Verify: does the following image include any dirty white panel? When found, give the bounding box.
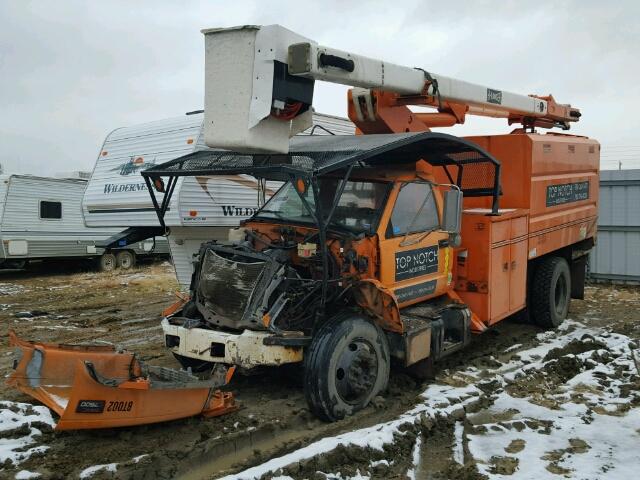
[84,112,353,229]
[0,175,130,260]
[167,226,231,290]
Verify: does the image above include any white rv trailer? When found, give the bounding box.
[83,111,354,288]
[0,174,168,270]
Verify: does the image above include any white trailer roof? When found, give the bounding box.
[83,112,354,228]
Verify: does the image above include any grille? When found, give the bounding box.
[196,249,267,328]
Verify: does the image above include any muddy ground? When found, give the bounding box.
[0,262,638,479]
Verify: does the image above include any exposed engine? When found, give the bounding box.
[188,229,346,334]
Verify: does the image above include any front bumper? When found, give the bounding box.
[161,318,303,369]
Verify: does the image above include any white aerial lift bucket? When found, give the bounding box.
[202,25,314,153]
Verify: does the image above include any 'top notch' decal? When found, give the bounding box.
[395,246,439,281]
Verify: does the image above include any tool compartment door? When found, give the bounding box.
[458,209,529,326]
[377,181,450,306]
[490,244,510,320]
[509,239,527,311]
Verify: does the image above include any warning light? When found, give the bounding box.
[153,178,165,192]
[295,178,307,195]
[186,138,194,144]
[189,210,198,217]
[101,151,108,156]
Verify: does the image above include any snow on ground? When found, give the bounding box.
[405,435,422,480]
[78,463,118,479]
[14,471,41,479]
[453,421,465,465]
[0,401,55,469]
[220,320,640,479]
[0,284,25,296]
[466,323,640,478]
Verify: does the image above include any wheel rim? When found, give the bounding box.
[554,273,568,315]
[104,257,115,270]
[334,338,379,405]
[121,255,132,268]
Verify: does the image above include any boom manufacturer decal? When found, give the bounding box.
[395,279,437,303]
[486,88,503,105]
[395,246,439,281]
[76,400,105,413]
[546,181,589,207]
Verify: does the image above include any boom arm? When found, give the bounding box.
[287,41,580,130]
[200,25,581,153]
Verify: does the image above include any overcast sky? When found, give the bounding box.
[1,0,639,175]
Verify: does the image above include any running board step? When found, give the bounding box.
[397,304,472,364]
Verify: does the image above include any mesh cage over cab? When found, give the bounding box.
[142,131,502,221]
[435,151,499,198]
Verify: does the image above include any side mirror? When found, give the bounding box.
[442,189,463,235]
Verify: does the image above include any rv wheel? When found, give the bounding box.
[531,256,571,328]
[116,250,136,270]
[304,314,390,422]
[98,253,117,272]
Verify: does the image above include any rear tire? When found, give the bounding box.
[116,250,136,270]
[531,256,571,328]
[304,314,390,422]
[98,253,116,272]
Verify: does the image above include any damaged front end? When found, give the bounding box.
[190,240,327,335]
[193,243,292,331]
[162,240,319,369]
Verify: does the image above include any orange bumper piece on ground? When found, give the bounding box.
[6,330,238,430]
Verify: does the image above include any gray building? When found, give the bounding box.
[589,169,640,283]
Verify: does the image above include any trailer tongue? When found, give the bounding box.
[6,330,237,430]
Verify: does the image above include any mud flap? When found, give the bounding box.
[6,330,238,430]
[571,255,587,300]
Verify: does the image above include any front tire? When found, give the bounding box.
[531,256,571,328]
[304,314,390,422]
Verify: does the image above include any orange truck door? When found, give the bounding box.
[377,182,451,307]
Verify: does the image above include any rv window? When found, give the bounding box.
[40,201,62,219]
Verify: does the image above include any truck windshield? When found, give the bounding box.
[254,179,390,234]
